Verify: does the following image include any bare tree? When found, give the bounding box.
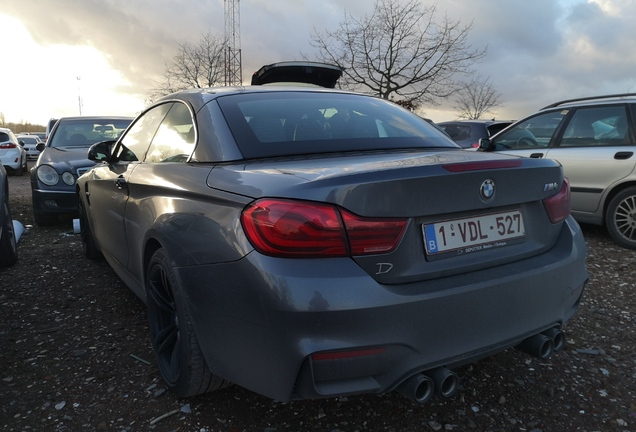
[149,31,226,102]
[453,75,503,119]
[0,112,5,127]
[309,0,486,107]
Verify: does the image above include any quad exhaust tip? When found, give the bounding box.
[398,328,566,404]
[516,327,566,359]
[397,367,459,404]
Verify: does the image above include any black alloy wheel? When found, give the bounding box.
[145,248,228,397]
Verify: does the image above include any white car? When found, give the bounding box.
[16,134,43,160]
[0,128,28,176]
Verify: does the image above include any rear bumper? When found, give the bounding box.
[176,216,588,401]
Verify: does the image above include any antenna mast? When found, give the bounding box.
[224,0,242,86]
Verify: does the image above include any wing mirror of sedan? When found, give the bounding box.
[478,138,495,152]
[36,143,46,152]
[88,140,116,163]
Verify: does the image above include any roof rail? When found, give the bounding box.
[541,93,636,110]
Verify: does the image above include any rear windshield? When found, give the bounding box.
[0,132,10,142]
[216,92,457,159]
[50,119,132,148]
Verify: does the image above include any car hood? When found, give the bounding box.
[207,149,563,218]
[38,146,94,170]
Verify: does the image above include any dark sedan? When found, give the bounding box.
[77,86,588,403]
[31,116,132,225]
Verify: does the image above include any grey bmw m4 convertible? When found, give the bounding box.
[77,85,588,403]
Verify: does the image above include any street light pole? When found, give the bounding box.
[77,76,83,115]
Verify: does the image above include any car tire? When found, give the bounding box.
[79,199,101,259]
[21,157,28,176]
[15,162,23,176]
[146,248,230,397]
[606,186,636,249]
[0,196,18,267]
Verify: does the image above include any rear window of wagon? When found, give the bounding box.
[216,92,458,159]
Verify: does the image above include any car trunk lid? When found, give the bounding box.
[207,149,568,283]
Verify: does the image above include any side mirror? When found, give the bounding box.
[19,141,25,146]
[478,138,494,152]
[88,140,116,163]
[36,143,46,152]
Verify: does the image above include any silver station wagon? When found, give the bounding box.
[479,93,636,249]
[77,86,588,403]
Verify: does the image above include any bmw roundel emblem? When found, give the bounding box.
[480,179,495,200]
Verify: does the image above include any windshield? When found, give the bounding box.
[216,92,458,159]
[49,118,132,148]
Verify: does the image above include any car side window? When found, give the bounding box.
[442,124,470,141]
[144,103,196,163]
[493,111,567,150]
[115,103,172,162]
[560,106,631,147]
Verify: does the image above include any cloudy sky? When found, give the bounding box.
[1,0,635,127]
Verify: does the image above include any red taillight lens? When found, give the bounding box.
[0,143,17,149]
[340,209,407,255]
[242,199,348,257]
[241,198,407,258]
[543,178,571,223]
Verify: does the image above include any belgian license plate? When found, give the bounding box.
[423,210,525,255]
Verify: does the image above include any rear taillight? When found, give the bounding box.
[241,198,407,258]
[543,178,571,223]
[0,143,17,149]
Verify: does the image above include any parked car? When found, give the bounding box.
[251,61,344,88]
[438,120,514,148]
[0,163,18,267]
[77,85,588,403]
[45,118,59,142]
[478,93,636,249]
[0,127,28,176]
[31,116,132,225]
[17,134,43,160]
[31,132,46,141]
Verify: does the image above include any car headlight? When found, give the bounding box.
[37,165,60,186]
[62,172,75,186]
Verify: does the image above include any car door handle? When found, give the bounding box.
[614,151,634,160]
[529,153,544,158]
[115,176,127,189]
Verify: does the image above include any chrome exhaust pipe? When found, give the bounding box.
[516,333,554,359]
[542,327,566,352]
[425,367,460,399]
[396,373,435,404]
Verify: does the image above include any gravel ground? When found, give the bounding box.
[1,162,635,432]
